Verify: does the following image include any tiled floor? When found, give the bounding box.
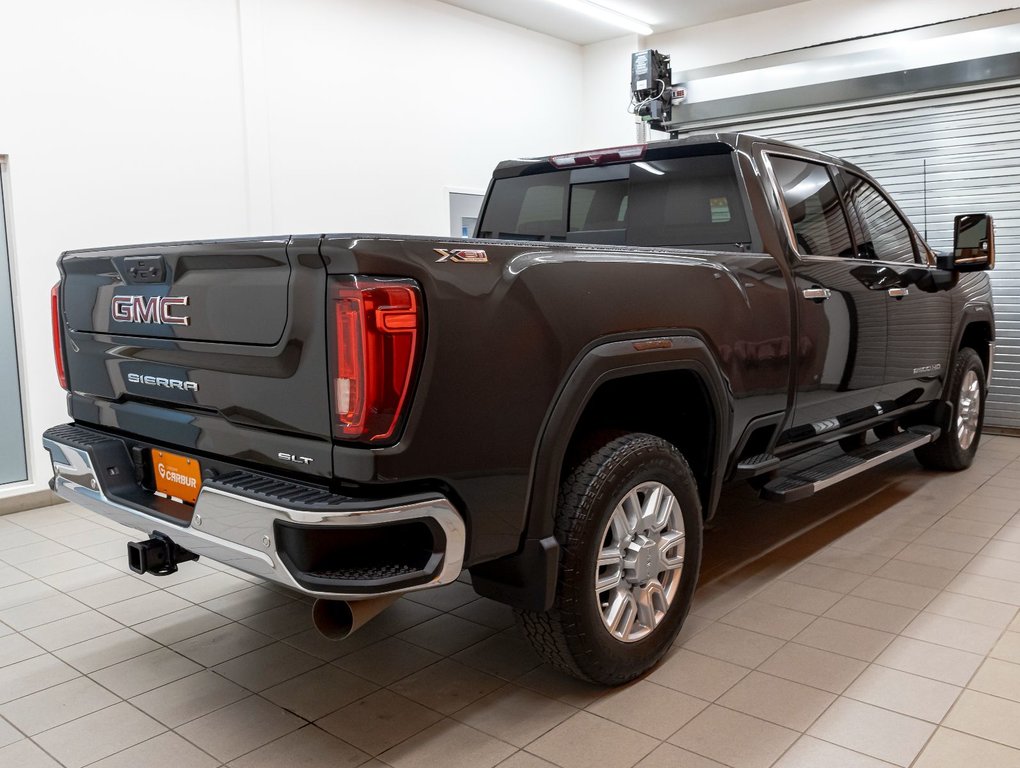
[1,436,1020,767]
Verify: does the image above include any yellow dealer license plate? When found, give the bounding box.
[151,449,202,505]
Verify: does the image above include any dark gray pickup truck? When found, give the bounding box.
[44,133,995,683]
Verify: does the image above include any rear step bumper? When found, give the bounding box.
[42,424,465,600]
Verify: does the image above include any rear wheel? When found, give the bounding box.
[515,432,703,685]
[915,347,986,471]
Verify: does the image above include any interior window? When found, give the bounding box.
[842,172,918,263]
[569,180,628,232]
[770,155,855,258]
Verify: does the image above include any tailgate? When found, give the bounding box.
[63,238,291,344]
[59,237,334,477]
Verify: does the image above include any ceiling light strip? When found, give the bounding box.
[543,0,653,36]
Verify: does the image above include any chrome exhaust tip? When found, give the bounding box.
[312,595,400,640]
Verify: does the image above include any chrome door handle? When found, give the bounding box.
[802,288,831,302]
[887,287,909,298]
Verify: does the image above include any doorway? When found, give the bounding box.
[449,191,484,238]
[0,162,27,485]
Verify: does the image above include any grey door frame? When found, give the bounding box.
[0,156,31,488]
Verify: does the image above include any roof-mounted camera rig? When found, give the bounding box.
[630,49,686,138]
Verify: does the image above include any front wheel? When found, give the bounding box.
[515,433,703,685]
[915,347,986,471]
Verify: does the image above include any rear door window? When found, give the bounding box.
[840,172,918,263]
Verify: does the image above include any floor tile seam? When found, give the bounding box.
[773,729,909,768]
[903,722,941,768]
[15,731,66,768]
[795,691,937,767]
[392,616,499,654]
[896,611,1009,657]
[922,598,1020,630]
[47,611,184,662]
[923,723,1020,756]
[840,680,964,726]
[380,659,516,716]
[706,682,839,736]
[896,536,995,570]
[656,718,783,768]
[518,707,661,768]
[199,592,303,627]
[958,671,1020,709]
[449,679,589,748]
[23,696,170,753]
[817,600,921,633]
[0,700,34,748]
[741,646,870,699]
[381,714,522,765]
[138,670,305,731]
[962,551,1020,576]
[203,711,369,768]
[6,648,218,735]
[70,710,223,768]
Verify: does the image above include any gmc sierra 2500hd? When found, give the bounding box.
[44,133,995,684]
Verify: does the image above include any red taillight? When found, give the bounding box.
[331,277,421,443]
[549,144,646,168]
[51,282,68,390]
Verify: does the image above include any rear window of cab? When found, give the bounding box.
[478,150,752,250]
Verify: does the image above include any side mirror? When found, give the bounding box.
[939,214,995,271]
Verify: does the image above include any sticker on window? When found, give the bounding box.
[710,197,731,223]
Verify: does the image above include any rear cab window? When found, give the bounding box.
[478,146,754,251]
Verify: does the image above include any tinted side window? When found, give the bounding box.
[627,155,750,247]
[769,155,854,258]
[842,173,917,263]
[480,175,568,240]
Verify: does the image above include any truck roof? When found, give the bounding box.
[493,132,856,178]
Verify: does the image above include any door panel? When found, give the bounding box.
[765,153,890,442]
[838,170,953,406]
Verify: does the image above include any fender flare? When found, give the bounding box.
[947,303,995,393]
[470,333,732,611]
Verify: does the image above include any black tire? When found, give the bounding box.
[515,432,703,685]
[915,347,986,471]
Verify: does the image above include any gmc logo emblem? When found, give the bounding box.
[111,295,190,326]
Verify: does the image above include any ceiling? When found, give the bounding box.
[438,0,808,45]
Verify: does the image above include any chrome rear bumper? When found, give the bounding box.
[43,426,465,600]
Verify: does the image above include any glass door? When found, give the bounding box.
[0,165,27,484]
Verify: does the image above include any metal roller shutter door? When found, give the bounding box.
[677,83,1020,428]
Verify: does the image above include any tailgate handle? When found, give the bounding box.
[123,256,166,284]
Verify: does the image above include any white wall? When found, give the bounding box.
[580,35,641,150]
[0,0,583,500]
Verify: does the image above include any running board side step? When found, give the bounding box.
[760,426,940,503]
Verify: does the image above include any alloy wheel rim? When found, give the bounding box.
[957,369,981,451]
[595,481,685,643]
